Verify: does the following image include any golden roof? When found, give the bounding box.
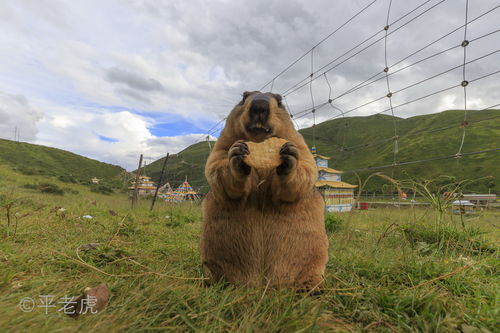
[317,166,343,174]
[312,154,331,160]
[315,180,358,189]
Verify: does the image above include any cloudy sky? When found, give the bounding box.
[0,0,498,169]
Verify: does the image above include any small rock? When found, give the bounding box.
[67,284,109,318]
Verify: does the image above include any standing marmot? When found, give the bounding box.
[201,91,328,289]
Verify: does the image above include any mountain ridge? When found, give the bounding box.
[145,109,500,193]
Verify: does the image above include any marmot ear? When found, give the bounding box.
[273,93,283,105]
[239,91,253,105]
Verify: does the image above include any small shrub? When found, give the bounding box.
[63,187,79,195]
[23,183,64,195]
[39,183,65,195]
[58,174,78,183]
[325,213,343,233]
[90,185,114,195]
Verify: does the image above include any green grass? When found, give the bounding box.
[145,109,500,194]
[0,165,499,332]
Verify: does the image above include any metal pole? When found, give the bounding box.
[150,153,170,211]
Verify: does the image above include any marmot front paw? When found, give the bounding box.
[228,140,251,175]
[277,142,298,176]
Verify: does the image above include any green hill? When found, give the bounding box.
[143,141,213,193]
[0,138,127,186]
[145,109,499,194]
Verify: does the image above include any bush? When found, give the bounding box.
[58,174,78,183]
[63,187,80,195]
[90,185,114,195]
[325,213,343,233]
[38,183,65,195]
[23,182,64,195]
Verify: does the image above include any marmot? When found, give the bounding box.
[201,91,328,289]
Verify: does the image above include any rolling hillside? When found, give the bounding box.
[145,109,499,193]
[0,138,127,186]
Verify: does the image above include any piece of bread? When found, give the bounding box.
[244,137,287,169]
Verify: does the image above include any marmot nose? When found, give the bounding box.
[249,95,270,116]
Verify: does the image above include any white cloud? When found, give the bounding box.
[34,104,207,170]
[0,0,499,168]
[0,92,42,141]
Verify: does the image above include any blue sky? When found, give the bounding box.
[0,0,499,169]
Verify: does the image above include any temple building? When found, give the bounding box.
[312,147,357,212]
[128,175,156,196]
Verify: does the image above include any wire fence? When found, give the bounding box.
[145,0,499,192]
[261,0,499,176]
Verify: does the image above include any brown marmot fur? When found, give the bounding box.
[201,91,328,289]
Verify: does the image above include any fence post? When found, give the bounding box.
[150,153,170,211]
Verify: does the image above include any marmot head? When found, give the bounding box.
[223,91,295,143]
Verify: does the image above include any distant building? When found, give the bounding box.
[451,200,475,214]
[312,147,357,212]
[128,175,156,196]
[91,177,100,184]
[462,194,496,208]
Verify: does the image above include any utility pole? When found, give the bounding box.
[206,135,212,151]
[131,154,143,209]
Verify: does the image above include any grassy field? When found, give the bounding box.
[0,166,499,332]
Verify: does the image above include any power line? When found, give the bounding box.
[328,27,500,106]
[329,70,500,120]
[258,0,380,91]
[281,0,448,97]
[294,53,500,119]
[281,2,500,100]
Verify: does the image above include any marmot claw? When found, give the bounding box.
[277,142,298,176]
[228,140,251,175]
